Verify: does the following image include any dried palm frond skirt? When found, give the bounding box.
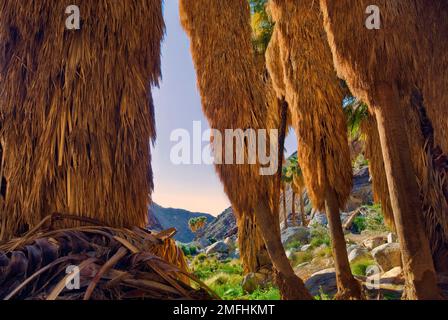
[0,214,217,300]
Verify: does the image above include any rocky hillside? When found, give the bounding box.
[194,207,237,245]
[280,165,373,226]
[148,203,215,243]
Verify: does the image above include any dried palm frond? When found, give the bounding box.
[0,214,216,300]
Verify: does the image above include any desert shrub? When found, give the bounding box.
[291,251,313,267]
[192,257,242,280]
[180,244,198,256]
[353,204,388,233]
[314,246,332,258]
[350,258,376,276]
[205,273,244,300]
[352,216,367,233]
[247,287,281,300]
[285,240,303,251]
[310,226,331,248]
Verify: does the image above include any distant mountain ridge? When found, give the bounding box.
[148,203,215,243]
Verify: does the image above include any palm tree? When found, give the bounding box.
[0,1,164,240]
[344,98,395,229]
[268,0,362,299]
[179,0,312,299]
[188,217,208,233]
[320,0,443,299]
[282,155,307,226]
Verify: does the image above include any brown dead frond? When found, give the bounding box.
[0,214,217,300]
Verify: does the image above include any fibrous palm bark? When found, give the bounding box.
[0,0,164,240]
[268,0,362,299]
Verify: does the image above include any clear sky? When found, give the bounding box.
[151,0,297,216]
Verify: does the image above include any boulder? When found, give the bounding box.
[346,244,361,255]
[205,241,229,255]
[380,267,404,285]
[363,236,387,250]
[305,268,337,297]
[223,237,236,250]
[242,273,267,293]
[281,227,310,247]
[196,238,211,248]
[229,249,240,260]
[309,212,327,226]
[301,244,312,252]
[348,247,371,263]
[346,166,374,211]
[366,265,381,277]
[387,233,398,244]
[371,243,402,272]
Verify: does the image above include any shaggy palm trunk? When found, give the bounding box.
[256,201,313,300]
[373,85,441,300]
[237,211,271,274]
[291,193,297,226]
[0,1,163,239]
[325,186,362,299]
[179,0,312,300]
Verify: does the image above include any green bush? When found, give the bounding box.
[205,273,244,300]
[310,226,331,248]
[352,216,367,233]
[247,287,281,300]
[364,205,388,232]
[192,256,280,300]
[353,204,388,233]
[192,257,243,280]
[180,244,198,257]
[285,240,303,251]
[350,258,376,276]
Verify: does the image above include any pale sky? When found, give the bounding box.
[151,0,297,216]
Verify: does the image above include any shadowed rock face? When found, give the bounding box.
[281,165,373,226]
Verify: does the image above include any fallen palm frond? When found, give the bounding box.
[0,214,216,300]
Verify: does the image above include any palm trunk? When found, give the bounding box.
[373,84,441,300]
[255,201,313,300]
[291,192,297,226]
[282,184,288,230]
[279,98,289,231]
[300,192,307,226]
[325,186,363,300]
